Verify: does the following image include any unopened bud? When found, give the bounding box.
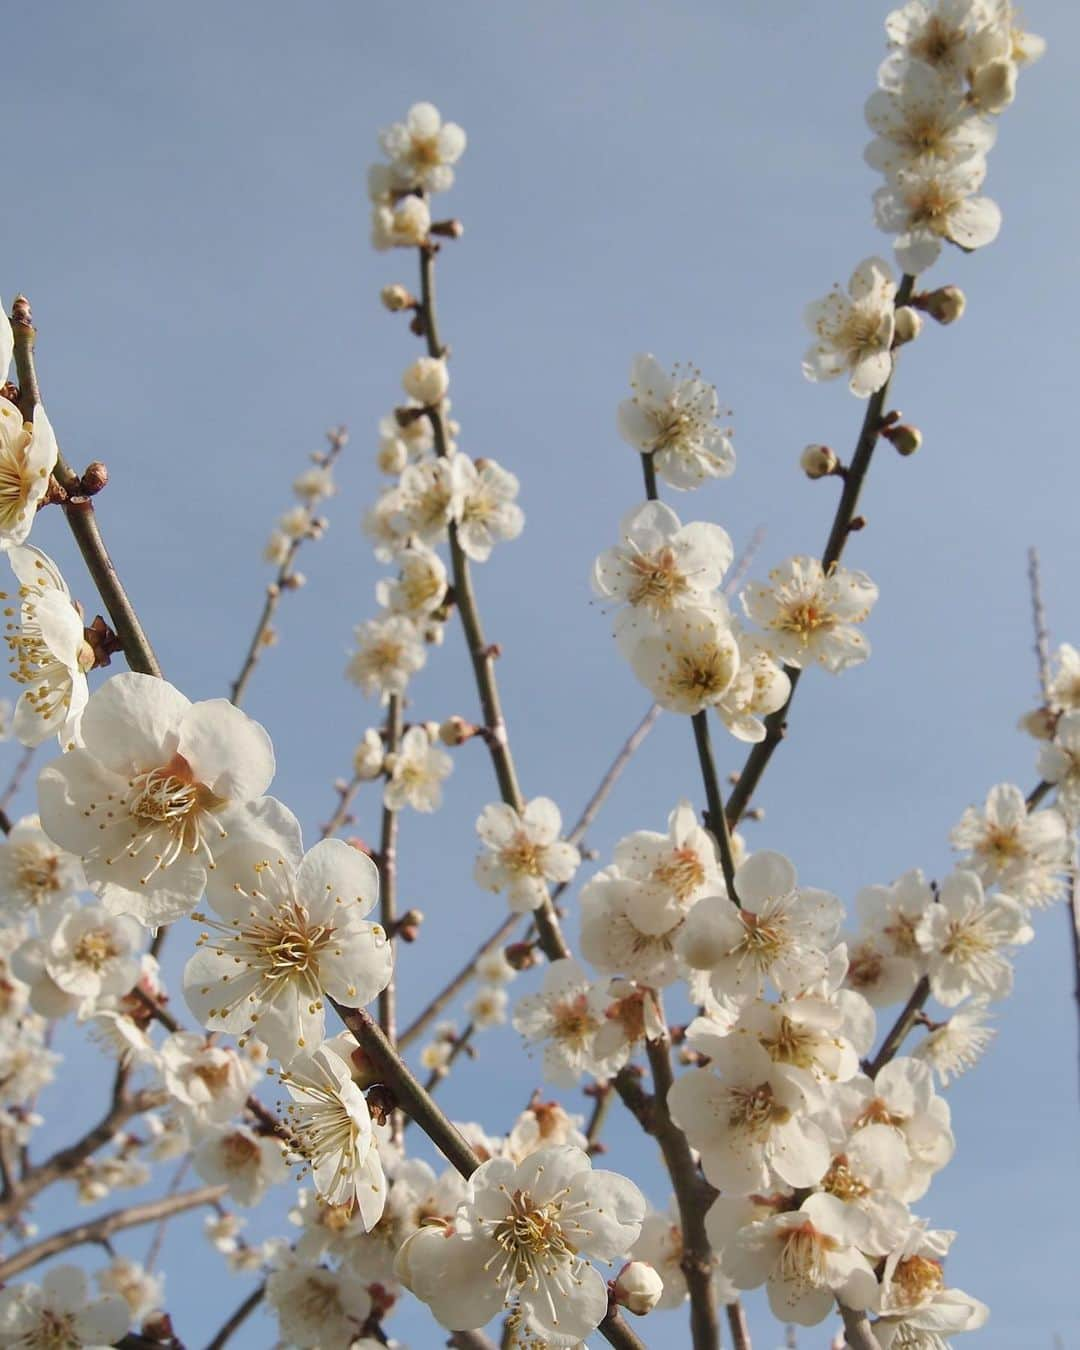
[800,444,838,479]
[439,715,477,746]
[80,461,109,495]
[402,356,449,406]
[377,438,409,475]
[430,218,464,239]
[353,729,384,780]
[970,58,1017,114]
[917,285,966,326]
[892,306,923,346]
[883,423,922,456]
[392,908,424,942]
[505,941,539,972]
[423,720,441,743]
[613,1262,664,1316]
[280,571,305,590]
[1019,706,1057,741]
[381,283,415,312]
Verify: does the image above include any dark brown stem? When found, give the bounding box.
[0,1185,225,1281]
[726,1300,753,1350]
[205,1283,266,1350]
[724,274,915,827]
[864,976,930,1077]
[378,693,404,1046]
[691,710,740,904]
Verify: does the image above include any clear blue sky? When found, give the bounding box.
[5,3,1078,1347]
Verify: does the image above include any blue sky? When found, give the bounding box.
[4,2,1079,1347]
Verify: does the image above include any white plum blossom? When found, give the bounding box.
[668,1038,832,1194]
[912,995,995,1083]
[844,869,932,1007]
[279,1044,387,1227]
[38,672,278,927]
[96,1259,163,1324]
[802,257,897,397]
[353,728,385,780]
[266,1261,372,1350]
[0,396,58,551]
[716,633,792,744]
[742,557,877,673]
[915,869,1032,1006]
[1038,709,1080,816]
[505,1100,588,1163]
[1046,642,1080,715]
[193,1123,289,1206]
[676,850,844,1000]
[456,458,524,562]
[371,193,431,251]
[617,354,736,491]
[375,543,447,620]
[0,812,85,926]
[474,797,580,913]
[394,457,465,545]
[612,800,723,936]
[593,501,733,636]
[347,614,427,702]
[379,101,467,193]
[512,958,624,1086]
[292,464,336,505]
[184,835,392,1063]
[402,355,450,407]
[579,866,683,987]
[865,60,996,176]
[625,603,740,713]
[158,1031,256,1128]
[720,994,864,1087]
[873,157,1001,273]
[0,1266,129,1350]
[950,783,1070,907]
[383,724,453,813]
[43,903,142,1004]
[722,1192,879,1326]
[396,1145,645,1343]
[3,545,93,748]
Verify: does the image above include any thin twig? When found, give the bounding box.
[11,297,162,678]
[321,772,365,839]
[691,711,740,903]
[229,426,348,706]
[584,1083,614,1154]
[1027,546,1052,704]
[144,1155,192,1271]
[204,1282,266,1350]
[378,694,403,1045]
[0,1185,225,1282]
[726,1300,753,1350]
[724,275,916,828]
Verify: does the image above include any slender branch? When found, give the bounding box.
[418,242,569,963]
[840,1306,882,1350]
[378,694,403,1044]
[584,1083,614,1153]
[422,1021,476,1096]
[598,1307,651,1350]
[1026,546,1052,705]
[724,275,915,828]
[204,1282,266,1350]
[0,745,34,835]
[399,702,660,1049]
[691,711,740,903]
[144,1155,192,1270]
[229,426,348,706]
[10,298,162,678]
[864,976,930,1078]
[321,772,365,839]
[726,1300,753,1350]
[0,1185,225,1282]
[448,1333,499,1350]
[641,452,658,502]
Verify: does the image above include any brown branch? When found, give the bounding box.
[321,772,365,840]
[378,694,403,1045]
[724,274,916,828]
[448,1331,499,1350]
[204,1282,266,1350]
[11,297,161,678]
[726,1300,753,1350]
[840,1306,882,1350]
[598,1307,651,1350]
[691,710,740,904]
[229,426,348,706]
[864,976,931,1078]
[0,1185,225,1282]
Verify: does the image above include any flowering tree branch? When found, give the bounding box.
[0,1184,225,1282]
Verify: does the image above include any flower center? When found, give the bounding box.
[893,1254,945,1307]
[777,1221,832,1287]
[74,926,123,970]
[295,1273,347,1322]
[193,1059,234,1095]
[847,943,884,990]
[728,1081,789,1138]
[16,848,62,901]
[911,18,963,68]
[883,912,921,958]
[26,1309,80,1350]
[627,548,689,608]
[502,833,544,878]
[222,1131,260,1170]
[760,1015,820,1071]
[105,752,227,883]
[551,995,595,1049]
[672,645,734,699]
[489,1187,576,1289]
[735,909,786,967]
[777,599,833,640]
[821,1154,869,1201]
[652,847,705,901]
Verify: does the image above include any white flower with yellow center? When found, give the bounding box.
[3,546,93,748]
[512,958,624,1086]
[383,724,453,814]
[474,797,580,913]
[0,1265,129,1350]
[873,156,1001,274]
[617,354,736,491]
[96,1259,163,1325]
[346,614,426,703]
[802,257,897,398]
[193,1123,289,1206]
[43,903,142,1004]
[266,1261,373,1350]
[595,500,733,642]
[38,672,279,927]
[0,396,58,551]
[915,869,1032,1006]
[456,457,524,563]
[717,632,792,744]
[844,869,932,1007]
[626,603,740,714]
[375,543,447,620]
[467,983,509,1029]
[1038,709,1080,817]
[395,1145,645,1343]
[950,783,1069,908]
[612,799,723,936]
[0,812,85,927]
[911,995,995,1084]
[677,850,844,1001]
[742,556,878,672]
[881,0,995,87]
[579,866,683,987]
[184,836,392,1064]
[865,60,996,178]
[394,458,465,546]
[158,1030,256,1128]
[371,193,431,251]
[279,1044,386,1227]
[379,101,467,194]
[722,1192,878,1327]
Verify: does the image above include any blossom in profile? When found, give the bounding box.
[617,354,736,491]
[456,457,524,563]
[0,397,58,551]
[802,257,897,397]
